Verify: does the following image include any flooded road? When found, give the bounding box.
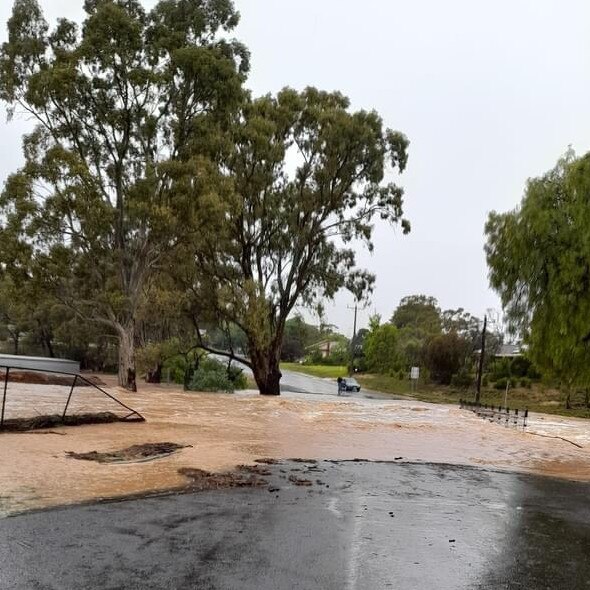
[2,461,590,589]
[1,378,590,515]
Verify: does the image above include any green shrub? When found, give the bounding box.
[520,377,532,389]
[450,369,473,389]
[189,369,233,392]
[187,357,247,392]
[482,374,489,387]
[494,377,508,390]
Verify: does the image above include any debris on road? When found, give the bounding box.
[179,468,268,491]
[66,442,190,464]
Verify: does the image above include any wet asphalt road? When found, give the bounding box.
[2,461,590,590]
[280,369,395,400]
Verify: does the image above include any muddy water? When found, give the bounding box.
[1,378,590,515]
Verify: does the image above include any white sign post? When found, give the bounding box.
[410,366,420,393]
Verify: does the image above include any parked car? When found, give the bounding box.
[339,377,361,392]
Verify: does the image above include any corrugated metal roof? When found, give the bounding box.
[0,354,80,375]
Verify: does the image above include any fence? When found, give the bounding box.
[459,399,528,429]
[0,364,144,431]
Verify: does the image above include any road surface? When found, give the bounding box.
[2,460,589,589]
[280,369,395,399]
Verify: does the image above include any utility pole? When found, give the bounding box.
[347,303,359,377]
[475,315,487,403]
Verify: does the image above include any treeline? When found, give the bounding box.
[363,295,488,386]
[286,295,504,387]
[284,295,544,393]
[0,0,410,395]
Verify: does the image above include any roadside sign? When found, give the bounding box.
[410,367,419,380]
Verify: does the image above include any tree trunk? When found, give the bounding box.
[565,390,571,410]
[146,363,162,384]
[251,349,282,395]
[118,325,137,392]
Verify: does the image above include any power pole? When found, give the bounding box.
[348,303,358,376]
[475,315,487,403]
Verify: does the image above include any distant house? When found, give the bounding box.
[475,343,524,358]
[494,344,523,358]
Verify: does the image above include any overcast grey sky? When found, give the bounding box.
[1,1,590,336]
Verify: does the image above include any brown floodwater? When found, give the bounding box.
[1,377,590,515]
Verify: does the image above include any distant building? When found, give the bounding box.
[475,343,524,358]
[494,344,523,358]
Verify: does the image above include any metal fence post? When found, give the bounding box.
[62,375,78,420]
[1,367,9,428]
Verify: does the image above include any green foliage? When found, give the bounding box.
[391,295,442,334]
[450,368,473,389]
[0,0,248,388]
[363,318,400,374]
[186,87,410,393]
[485,150,590,391]
[281,315,320,362]
[520,377,532,389]
[186,357,247,392]
[488,356,537,383]
[489,358,512,381]
[494,377,508,390]
[424,332,469,385]
[0,275,33,354]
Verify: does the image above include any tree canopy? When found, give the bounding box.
[0,0,248,389]
[485,151,590,392]
[186,87,410,394]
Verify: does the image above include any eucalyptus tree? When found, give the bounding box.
[187,87,410,395]
[0,0,248,389]
[485,151,590,404]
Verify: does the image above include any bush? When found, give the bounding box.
[489,358,511,381]
[450,369,473,389]
[186,357,247,392]
[520,377,532,389]
[424,333,469,385]
[494,377,508,390]
[482,374,489,387]
[189,369,233,392]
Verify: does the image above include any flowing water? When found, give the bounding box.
[1,378,590,515]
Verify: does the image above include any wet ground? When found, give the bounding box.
[2,460,590,590]
[2,376,590,515]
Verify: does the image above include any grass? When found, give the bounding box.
[280,363,347,379]
[357,373,590,418]
[282,363,590,419]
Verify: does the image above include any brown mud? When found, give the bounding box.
[66,442,189,464]
[0,412,130,432]
[178,467,268,491]
[2,376,590,516]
